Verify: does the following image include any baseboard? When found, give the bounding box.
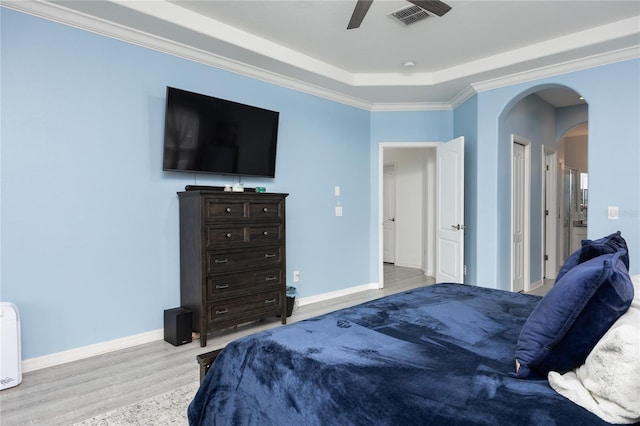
[297,282,379,307]
[527,279,544,292]
[23,282,383,372]
[22,329,164,373]
[394,261,422,269]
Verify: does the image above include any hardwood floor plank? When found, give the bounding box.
[0,265,432,425]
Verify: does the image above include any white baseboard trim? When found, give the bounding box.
[394,261,422,270]
[297,282,380,307]
[23,282,383,372]
[527,279,545,292]
[22,329,164,373]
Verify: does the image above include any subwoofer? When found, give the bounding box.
[164,307,192,346]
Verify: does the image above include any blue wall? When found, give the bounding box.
[2,8,638,361]
[470,60,640,288]
[1,9,370,359]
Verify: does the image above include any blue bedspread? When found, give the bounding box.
[188,283,610,425]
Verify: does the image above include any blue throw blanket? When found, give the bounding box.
[188,283,610,425]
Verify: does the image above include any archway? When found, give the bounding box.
[497,85,588,292]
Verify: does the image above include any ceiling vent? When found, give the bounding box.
[389,5,430,26]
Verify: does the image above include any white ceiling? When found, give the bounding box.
[7,0,640,108]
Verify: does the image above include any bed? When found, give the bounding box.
[187,286,622,424]
[188,233,637,425]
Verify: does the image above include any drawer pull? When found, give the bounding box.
[263,231,269,236]
[263,207,268,213]
[225,233,232,238]
[225,207,232,213]
[265,276,277,281]
[215,309,229,315]
[264,253,276,258]
[214,258,229,264]
[264,298,276,304]
[215,284,229,289]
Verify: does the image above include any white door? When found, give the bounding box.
[383,165,396,263]
[512,142,525,292]
[436,137,464,283]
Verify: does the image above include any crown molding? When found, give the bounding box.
[447,44,640,108]
[472,45,640,95]
[2,1,639,112]
[371,102,452,112]
[449,85,478,109]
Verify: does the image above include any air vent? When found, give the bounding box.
[389,5,430,26]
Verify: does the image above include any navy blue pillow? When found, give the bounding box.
[555,231,629,284]
[514,249,634,379]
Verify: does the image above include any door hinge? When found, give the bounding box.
[544,254,549,261]
[545,209,549,216]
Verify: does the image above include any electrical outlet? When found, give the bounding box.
[293,271,300,282]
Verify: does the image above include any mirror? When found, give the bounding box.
[580,172,588,215]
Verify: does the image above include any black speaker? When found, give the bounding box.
[164,307,192,346]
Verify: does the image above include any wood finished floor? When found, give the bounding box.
[0,265,433,425]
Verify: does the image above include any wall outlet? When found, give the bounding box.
[293,271,300,282]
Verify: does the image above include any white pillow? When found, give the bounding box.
[548,274,640,424]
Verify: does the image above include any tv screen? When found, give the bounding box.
[163,87,279,178]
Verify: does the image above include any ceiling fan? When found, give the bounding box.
[347,0,452,29]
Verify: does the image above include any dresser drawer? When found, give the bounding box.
[249,202,282,219]
[207,290,282,327]
[248,224,282,244]
[207,269,282,299]
[206,225,246,247]
[207,246,282,274]
[205,199,246,220]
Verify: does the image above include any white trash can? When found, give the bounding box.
[0,302,22,390]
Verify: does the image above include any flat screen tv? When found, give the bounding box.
[162,87,279,178]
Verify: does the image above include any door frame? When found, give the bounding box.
[543,148,558,280]
[378,142,440,289]
[511,134,531,292]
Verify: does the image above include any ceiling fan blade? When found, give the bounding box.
[347,0,374,30]
[407,0,452,17]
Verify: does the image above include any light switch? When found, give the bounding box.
[335,186,341,197]
[608,206,619,219]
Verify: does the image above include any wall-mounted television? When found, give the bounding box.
[162,87,279,178]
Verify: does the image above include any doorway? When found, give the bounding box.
[558,124,589,264]
[380,144,436,287]
[503,87,587,290]
[378,139,464,288]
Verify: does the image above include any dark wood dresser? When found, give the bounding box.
[178,190,288,347]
